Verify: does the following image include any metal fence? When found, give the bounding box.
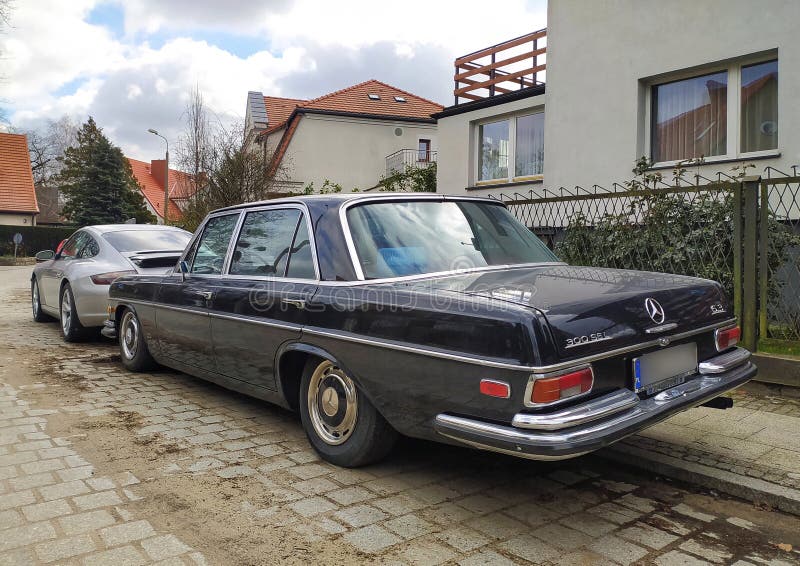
[497,170,800,353]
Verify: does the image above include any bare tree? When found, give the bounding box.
[176,86,289,230]
[25,116,79,187]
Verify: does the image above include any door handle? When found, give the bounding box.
[194,291,214,301]
[282,298,306,309]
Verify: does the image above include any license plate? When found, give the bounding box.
[632,342,697,395]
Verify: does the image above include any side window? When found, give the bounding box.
[78,236,100,259]
[230,209,302,277]
[190,214,239,275]
[60,232,89,259]
[286,218,316,279]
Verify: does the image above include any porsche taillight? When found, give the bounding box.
[531,366,594,404]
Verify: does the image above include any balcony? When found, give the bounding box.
[453,28,546,105]
[385,149,438,177]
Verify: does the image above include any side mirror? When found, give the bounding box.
[179,260,189,281]
[35,250,55,262]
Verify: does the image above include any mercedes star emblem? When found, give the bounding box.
[645,297,666,324]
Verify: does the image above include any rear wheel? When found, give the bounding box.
[31,278,50,322]
[299,359,397,467]
[59,283,88,342]
[118,308,156,372]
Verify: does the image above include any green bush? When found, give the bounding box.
[0,225,76,257]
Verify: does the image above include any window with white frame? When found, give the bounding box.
[478,111,544,184]
[649,57,778,164]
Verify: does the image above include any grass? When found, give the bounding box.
[757,337,800,358]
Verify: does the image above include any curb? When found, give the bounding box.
[599,442,800,517]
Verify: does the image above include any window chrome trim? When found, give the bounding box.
[223,203,321,281]
[338,194,559,282]
[176,210,243,280]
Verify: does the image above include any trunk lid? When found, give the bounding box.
[413,264,732,360]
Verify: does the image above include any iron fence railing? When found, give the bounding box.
[496,168,800,352]
[385,149,438,177]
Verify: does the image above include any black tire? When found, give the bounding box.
[59,283,89,342]
[31,278,50,322]
[299,358,397,467]
[118,308,157,372]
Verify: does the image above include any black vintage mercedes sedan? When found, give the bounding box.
[105,194,756,467]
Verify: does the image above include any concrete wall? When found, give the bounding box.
[436,95,545,197]
[545,0,799,189]
[272,114,438,192]
[437,0,799,195]
[0,213,36,227]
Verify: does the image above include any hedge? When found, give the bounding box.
[0,225,78,257]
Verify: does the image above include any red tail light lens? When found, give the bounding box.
[531,367,594,404]
[479,379,510,399]
[715,325,741,351]
[90,271,135,285]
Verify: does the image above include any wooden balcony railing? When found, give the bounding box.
[453,28,546,105]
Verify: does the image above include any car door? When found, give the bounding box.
[39,231,89,308]
[209,205,319,390]
[155,212,241,370]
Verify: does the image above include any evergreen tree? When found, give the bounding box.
[59,117,155,225]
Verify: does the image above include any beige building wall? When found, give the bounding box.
[544,0,799,189]
[0,213,37,226]
[270,114,438,192]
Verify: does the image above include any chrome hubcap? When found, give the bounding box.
[60,291,71,334]
[120,311,139,360]
[307,361,357,445]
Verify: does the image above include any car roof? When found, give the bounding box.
[211,192,498,215]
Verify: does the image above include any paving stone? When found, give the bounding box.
[216,465,256,479]
[587,501,643,525]
[187,458,225,473]
[454,494,507,514]
[35,534,96,562]
[0,520,57,552]
[648,514,693,536]
[252,444,286,458]
[465,512,526,539]
[384,513,434,539]
[291,477,340,496]
[141,534,192,561]
[672,504,715,523]
[20,459,65,474]
[458,549,517,566]
[618,522,679,550]
[424,502,477,526]
[400,539,458,565]
[288,463,330,480]
[0,509,24,530]
[287,496,338,517]
[21,498,72,522]
[498,533,559,562]
[87,477,116,491]
[187,433,223,445]
[100,519,157,546]
[560,513,617,537]
[435,526,490,552]
[82,544,148,566]
[679,539,733,563]
[590,534,649,565]
[335,504,388,527]
[327,486,374,506]
[9,470,56,491]
[343,524,401,554]
[530,523,594,550]
[0,489,35,510]
[73,490,123,510]
[655,550,709,566]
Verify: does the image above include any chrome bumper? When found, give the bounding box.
[100,319,116,340]
[434,348,756,461]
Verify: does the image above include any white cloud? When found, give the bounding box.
[1,0,547,160]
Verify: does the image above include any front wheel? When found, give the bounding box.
[118,308,156,372]
[31,278,50,322]
[299,359,397,467]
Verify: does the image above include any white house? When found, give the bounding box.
[436,0,798,196]
[244,80,443,192]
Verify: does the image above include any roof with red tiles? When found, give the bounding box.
[262,80,443,133]
[0,132,39,214]
[127,158,193,221]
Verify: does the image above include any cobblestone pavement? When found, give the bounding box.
[2,266,800,565]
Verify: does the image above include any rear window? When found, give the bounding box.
[103,230,191,253]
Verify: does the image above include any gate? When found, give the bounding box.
[498,172,800,355]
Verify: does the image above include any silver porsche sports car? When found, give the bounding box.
[31,224,191,341]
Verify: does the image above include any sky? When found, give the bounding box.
[0,0,547,162]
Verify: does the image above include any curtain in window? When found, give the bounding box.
[515,113,544,177]
[479,120,509,181]
[741,60,778,153]
[652,71,728,162]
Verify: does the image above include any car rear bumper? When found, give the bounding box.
[434,348,756,461]
[101,319,117,340]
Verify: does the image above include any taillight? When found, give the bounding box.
[715,325,741,351]
[91,271,135,285]
[531,366,593,404]
[479,379,510,399]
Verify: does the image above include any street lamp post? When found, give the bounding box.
[147,128,169,224]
